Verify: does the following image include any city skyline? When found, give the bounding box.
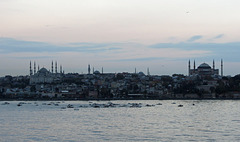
[4,59,225,77]
[1,0,240,76]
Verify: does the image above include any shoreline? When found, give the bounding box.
[1,98,240,101]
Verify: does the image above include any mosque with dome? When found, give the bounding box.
[188,59,223,77]
[29,61,63,84]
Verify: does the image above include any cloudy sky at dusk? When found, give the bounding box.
[1,0,240,76]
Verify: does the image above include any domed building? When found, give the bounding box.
[138,71,145,76]
[29,61,64,84]
[93,70,101,75]
[188,60,223,77]
[30,68,54,84]
[38,68,50,75]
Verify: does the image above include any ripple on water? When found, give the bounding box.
[0,100,240,141]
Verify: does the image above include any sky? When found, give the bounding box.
[1,0,240,76]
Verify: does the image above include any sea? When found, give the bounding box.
[1,100,240,142]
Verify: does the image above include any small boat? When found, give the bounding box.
[67,104,74,108]
[178,105,183,107]
[146,104,154,107]
[129,103,142,108]
[1,102,10,105]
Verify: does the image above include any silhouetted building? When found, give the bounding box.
[30,68,54,84]
[188,60,223,77]
[29,61,63,84]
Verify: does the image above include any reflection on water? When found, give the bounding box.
[1,100,240,141]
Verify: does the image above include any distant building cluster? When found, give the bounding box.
[1,59,240,100]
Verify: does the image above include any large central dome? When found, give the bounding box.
[38,67,50,74]
[198,63,211,69]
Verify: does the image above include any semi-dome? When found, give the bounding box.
[198,63,211,69]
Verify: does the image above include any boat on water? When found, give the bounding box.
[1,102,10,105]
[67,104,74,108]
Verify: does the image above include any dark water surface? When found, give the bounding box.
[1,100,240,142]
